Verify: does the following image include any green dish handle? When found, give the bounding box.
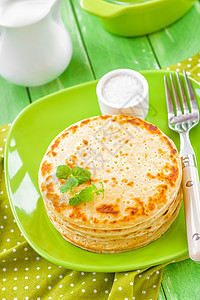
[80,0,123,18]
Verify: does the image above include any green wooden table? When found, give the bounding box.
[1,1,200,299]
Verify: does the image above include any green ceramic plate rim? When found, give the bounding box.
[4,70,193,272]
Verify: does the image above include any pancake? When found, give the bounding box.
[48,190,182,253]
[38,115,182,252]
[45,186,182,239]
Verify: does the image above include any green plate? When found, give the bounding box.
[4,70,200,272]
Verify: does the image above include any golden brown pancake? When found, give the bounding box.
[38,115,182,252]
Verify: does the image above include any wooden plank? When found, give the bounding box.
[161,258,200,299]
[0,78,30,126]
[149,2,200,68]
[72,0,160,79]
[28,0,94,102]
[158,286,167,300]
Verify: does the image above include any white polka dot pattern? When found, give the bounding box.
[164,52,200,84]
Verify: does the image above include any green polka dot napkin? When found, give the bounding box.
[164,52,200,83]
[1,52,200,300]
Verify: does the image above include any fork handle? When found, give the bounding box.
[182,158,200,262]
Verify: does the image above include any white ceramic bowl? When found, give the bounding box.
[96,69,149,119]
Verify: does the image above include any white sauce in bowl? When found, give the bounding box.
[96,69,149,119]
[102,74,144,108]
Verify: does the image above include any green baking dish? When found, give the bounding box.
[80,0,196,36]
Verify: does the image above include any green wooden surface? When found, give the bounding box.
[0,78,30,126]
[157,286,166,300]
[1,0,200,298]
[71,0,159,79]
[149,1,200,68]
[162,259,200,300]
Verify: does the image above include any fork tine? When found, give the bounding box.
[183,69,199,114]
[169,73,182,116]
[176,72,189,114]
[164,75,175,119]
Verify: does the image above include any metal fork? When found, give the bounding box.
[164,70,200,262]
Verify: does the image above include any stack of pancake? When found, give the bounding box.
[38,115,182,253]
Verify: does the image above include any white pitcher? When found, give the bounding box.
[0,0,72,86]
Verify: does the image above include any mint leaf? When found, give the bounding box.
[72,167,91,184]
[91,182,99,194]
[69,194,82,206]
[60,177,78,193]
[69,186,95,206]
[91,182,104,198]
[99,182,105,198]
[78,185,95,202]
[68,183,104,206]
[56,165,72,179]
[56,164,104,206]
